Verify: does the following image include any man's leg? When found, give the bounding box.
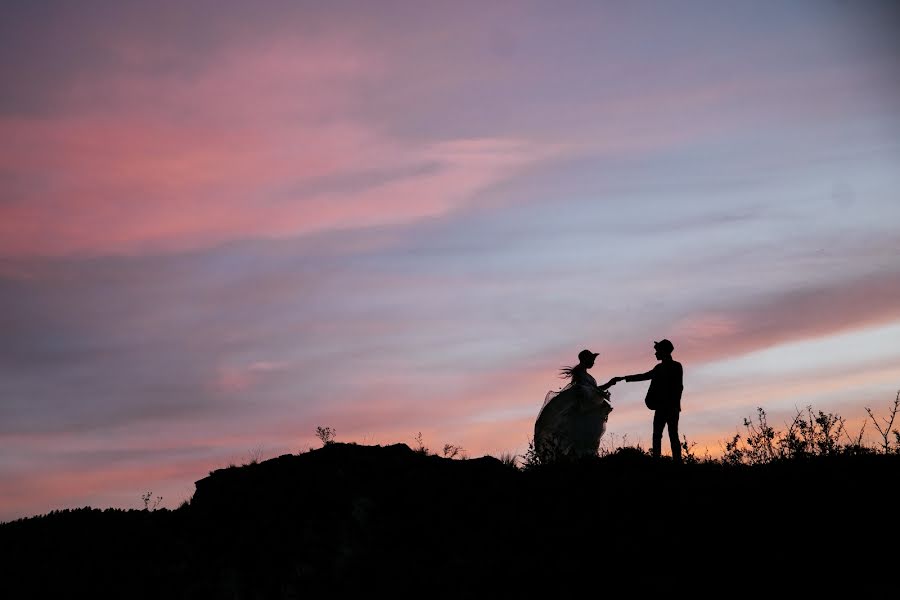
[652,410,666,458]
[667,410,682,464]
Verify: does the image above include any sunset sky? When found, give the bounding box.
[2,1,899,522]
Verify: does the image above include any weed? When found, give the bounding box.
[865,390,900,454]
[245,444,265,465]
[315,426,336,446]
[522,434,568,468]
[496,451,518,468]
[141,492,162,512]
[721,390,900,465]
[442,443,465,459]
[413,432,429,455]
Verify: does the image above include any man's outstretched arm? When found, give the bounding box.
[618,369,654,382]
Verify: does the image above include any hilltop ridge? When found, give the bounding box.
[2,442,897,598]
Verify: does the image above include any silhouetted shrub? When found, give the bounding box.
[315,426,336,446]
[521,433,572,468]
[244,444,266,465]
[496,451,518,468]
[866,390,900,454]
[441,443,466,459]
[721,389,900,465]
[413,431,429,455]
[141,491,162,511]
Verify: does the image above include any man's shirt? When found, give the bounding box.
[625,360,683,411]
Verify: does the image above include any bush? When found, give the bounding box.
[315,426,336,446]
[722,389,900,465]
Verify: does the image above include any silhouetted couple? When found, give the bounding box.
[534,339,683,463]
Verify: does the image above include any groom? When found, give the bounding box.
[613,339,683,464]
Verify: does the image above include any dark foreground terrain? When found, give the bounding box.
[2,443,897,598]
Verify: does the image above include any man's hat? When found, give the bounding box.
[578,349,600,362]
[654,339,675,354]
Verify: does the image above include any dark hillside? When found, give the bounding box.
[2,443,897,598]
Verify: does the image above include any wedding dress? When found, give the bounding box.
[534,367,613,460]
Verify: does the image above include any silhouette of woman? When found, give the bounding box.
[533,349,617,460]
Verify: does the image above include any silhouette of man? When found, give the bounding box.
[613,339,683,463]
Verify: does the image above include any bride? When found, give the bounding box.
[533,349,617,461]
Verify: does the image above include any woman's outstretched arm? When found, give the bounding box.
[598,378,619,391]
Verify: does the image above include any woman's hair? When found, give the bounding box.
[559,365,577,379]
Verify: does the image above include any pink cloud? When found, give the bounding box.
[211,360,290,393]
[672,313,741,342]
[0,31,560,258]
[669,270,900,367]
[0,121,554,258]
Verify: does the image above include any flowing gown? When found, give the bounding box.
[534,367,613,460]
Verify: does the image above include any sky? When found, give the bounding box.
[1,0,899,522]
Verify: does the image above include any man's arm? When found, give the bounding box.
[617,364,659,383]
[622,370,654,382]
